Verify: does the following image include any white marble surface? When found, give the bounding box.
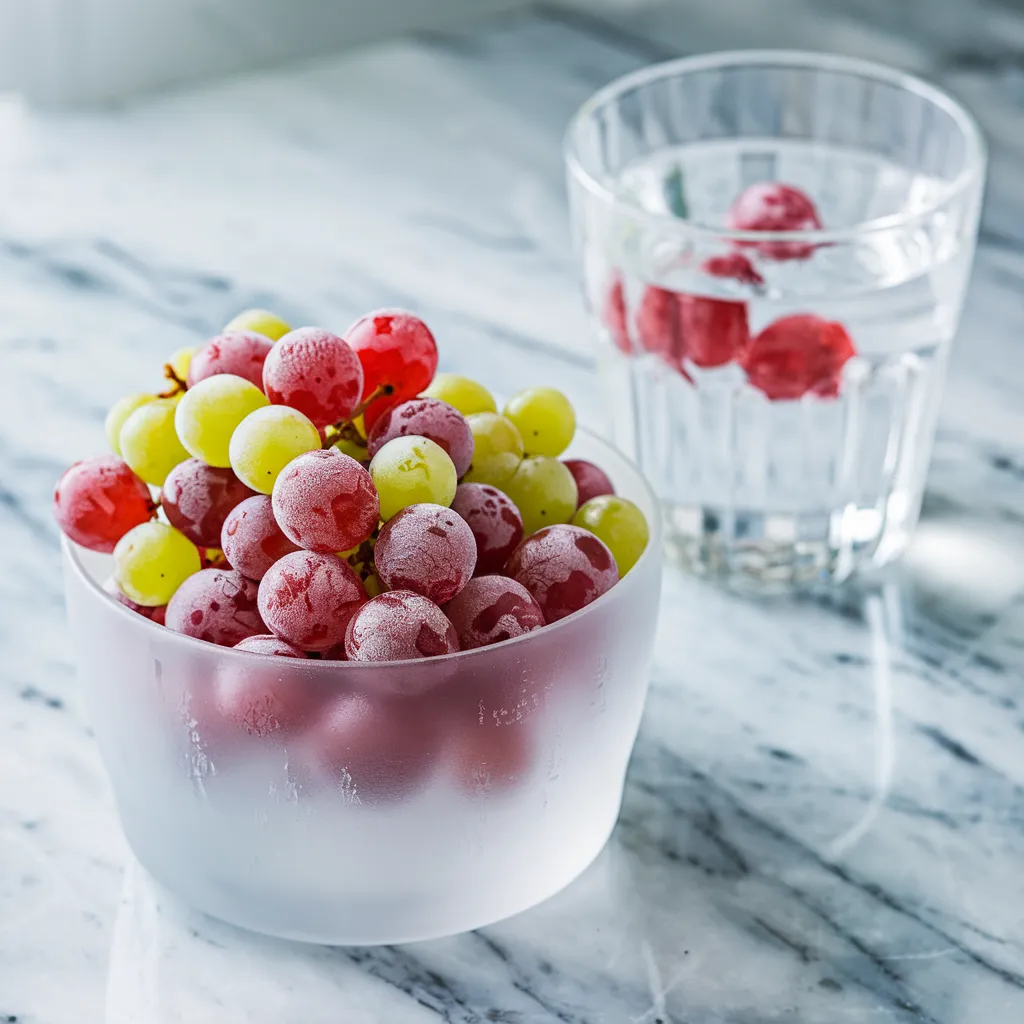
[2,4,1024,1022]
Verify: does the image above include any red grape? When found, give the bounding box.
[636,285,682,365]
[446,718,534,795]
[442,575,544,650]
[272,448,378,553]
[727,182,822,260]
[450,482,523,574]
[703,252,764,286]
[258,550,366,652]
[103,577,166,625]
[165,568,266,646]
[602,274,631,354]
[161,459,255,548]
[214,656,323,741]
[367,398,473,477]
[233,634,308,658]
[345,310,439,431]
[220,494,299,581]
[506,524,618,623]
[54,455,156,553]
[741,314,857,400]
[562,460,614,509]
[345,591,458,662]
[678,294,750,368]
[375,503,476,604]
[262,327,364,428]
[187,331,274,390]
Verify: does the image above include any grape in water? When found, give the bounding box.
[166,568,266,647]
[105,393,154,457]
[224,308,291,342]
[228,404,321,493]
[679,293,750,368]
[421,373,496,416]
[375,503,477,604]
[727,181,822,260]
[54,456,156,552]
[462,413,523,487]
[506,524,618,622]
[450,482,523,574]
[572,495,649,575]
[258,550,366,652]
[345,590,459,662]
[367,398,473,478]
[103,577,167,626]
[175,374,269,468]
[503,387,575,458]
[120,396,190,486]
[563,459,614,508]
[113,521,202,606]
[187,331,274,390]
[220,494,299,580]
[233,635,307,658]
[262,327,364,428]
[273,448,379,551]
[345,310,439,430]
[602,274,631,355]
[369,435,457,521]
[636,286,684,366]
[161,459,255,548]
[501,456,578,536]
[442,575,544,650]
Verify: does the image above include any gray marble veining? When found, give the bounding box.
[1,4,1023,1022]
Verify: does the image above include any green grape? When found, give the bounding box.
[333,435,369,462]
[422,373,497,416]
[120,397,190,486]
[113,521,201,606]
[105,393,155,456]
[503,387,576,457]
[369,435,457,520]
[229,405,321,493]
[462,413,524,486]
[168,346,196,382]
[502,456,578,535]
[572,495,649,575]
[224,308,291,341]
[175,374,268,468]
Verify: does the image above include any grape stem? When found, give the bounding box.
[319,383,394,450]
[351,382,394,420]
[158,362,188,398]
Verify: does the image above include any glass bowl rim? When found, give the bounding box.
[63,427,663,672]
[564,48,987,244]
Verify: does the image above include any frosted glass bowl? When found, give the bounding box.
[62,430,662,944]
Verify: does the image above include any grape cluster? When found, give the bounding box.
[54,307,651,661]
[604,181,857,399]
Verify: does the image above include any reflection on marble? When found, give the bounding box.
[1,4,1024,1023]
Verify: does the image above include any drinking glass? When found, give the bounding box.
[565,51,985,591]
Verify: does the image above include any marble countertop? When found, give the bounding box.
[3,3,1024,1022]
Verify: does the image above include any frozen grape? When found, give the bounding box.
[258,550,366,652]
[450,482,523,574]
[120,396,190,486]
[220,494,299,580]
[175,374,269,468]
[228,404,321,494]
[369,435,457,521]
[113,521,202,606]
[741,314,857,400]
[103,577,166,625]
[187,331,273,390]
[161,459,255,548]
[375,503,477,604]
[345,310,438,430]
[462,413,523,487]
[503,387,575,458]
[273,448,379,552]
[563,459,614,508]
[105,393,154,456]
[572,495,649,576]
[501,456,578,536]
[166,568,266,647]
[224,308,291,341]
[262,327,364,428]
[506,524,618,622]
[345,591,458,662]
[421,373,496,416]
[367,398,473,478]
[54,455,156,553]
[727,181,822,260]
[233,634,307,658]
[442,575,544,650]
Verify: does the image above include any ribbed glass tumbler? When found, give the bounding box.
[565,51,985,591]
